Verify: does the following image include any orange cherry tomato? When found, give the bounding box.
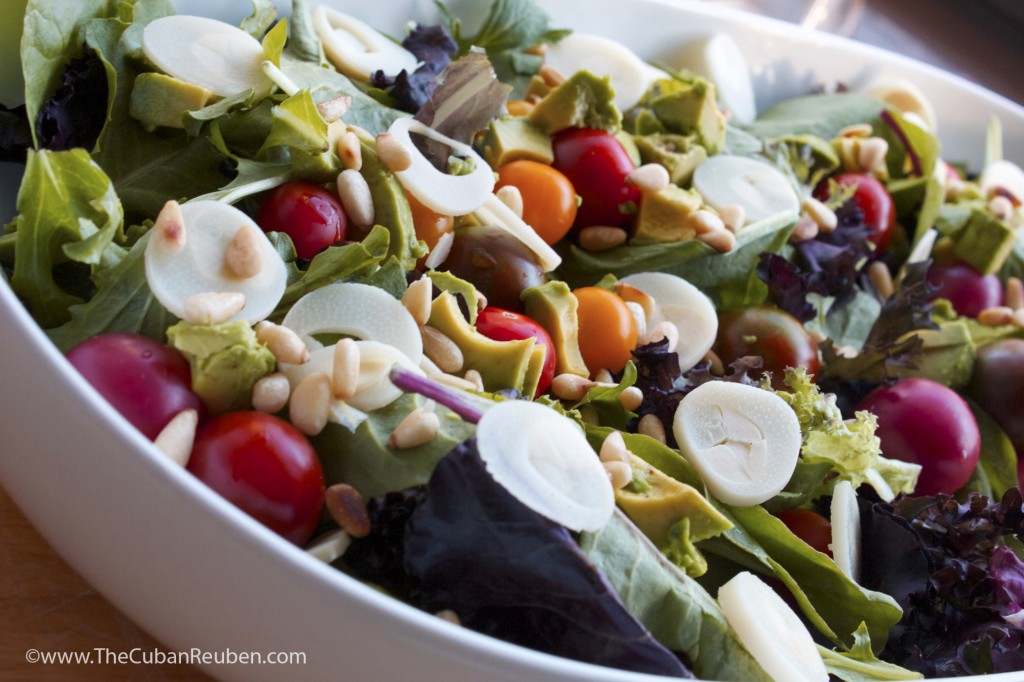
[495,160,578,246]
[572,286,638,374]
[406,190,454,254]
[776,508,832,557]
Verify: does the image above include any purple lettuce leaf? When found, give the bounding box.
[370,24,458,113]
[990,546,1024,622]
[36,50,108,152]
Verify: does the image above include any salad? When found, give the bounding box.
[2,0,1024,679]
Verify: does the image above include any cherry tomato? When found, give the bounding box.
[572,286,638,374]
[406,190,454,255]
[475,306,556,397]
[496,160,578,245]
[715,306,820,390]
[552,128,640,231]
[967,338,1024,457]
[927,261,1003,318]
[442,225,545,313]
[188,412,325,545]
[814,173,896,251]
[776,508,832,557]
[856,378,980,496]
[257,181,348,260]
[67,333,204,440]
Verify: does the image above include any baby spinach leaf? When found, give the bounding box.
[240,0,276,39]
[742,93,887,141]
[287,0,326,65]
[967,400,1019,500]
[819,623,923,681]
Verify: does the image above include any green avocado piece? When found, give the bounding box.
[130,72,213,130]
[632,183,702,244]
[642,77,727,155]
[479,117,554,169]
[617,454,733,548]
[359,139,427,270]
[614,130,642,167]
[426,271,480,324]
[523,74,553,102]
[527,70,621,135]
[634,133,708,185]
[892,318,976,389]
[951,206,1017,275]
[166,320,276,415]
[521,280,589,377]
[428,292,537,393]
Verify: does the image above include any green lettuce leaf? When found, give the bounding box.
[742,93,888,141]
[260,17,287,66]
[240,0,277,38]
[258,89,341,181]
[819,623,922,681]
[967,400,1020,500]
[574,361,637,430]
[287,0,326,64]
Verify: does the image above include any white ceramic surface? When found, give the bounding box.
[2,1,1023,680]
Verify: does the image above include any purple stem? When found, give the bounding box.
[880,108,922,177]
[390,366,486,424]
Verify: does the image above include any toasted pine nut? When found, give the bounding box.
[802,196,838,233]
[615,282,657,320]
[183,292,245,326]
[256,321,310,365]
[252,372,291,413]
[594,368,614,384]
[638,413,666,444]
[424,231,454,270]
[719,204,746,233]
[687,209,726,235]
[989,195,1014,222]
[332,338,360,400]
[347,124,374,142]
[223,224,264,280]
[315,95,351,123]
[306,529,352,563]
[153,408,198,467]
[290,372,331,436]
[646,321,678,353]
[704,349,725,375]
[978,306,1015,326]
[506,99,534,116]
[789,215,819,243]
[839,123,873,138]
[1006,277,1024,311]
[154,200,186,253]
[435,610,461,625]
[838,345,860,358]
[539,64,566,87]
[428,371,479,391]
[496,185,524,218]
[551,373,593,401]
[604,460,633,490]
[402,277,433,327]
[388,407,440,449]
[626,163,671,193]
[599,431,630,464]
[421,325,464,374]
[619,386,643,412]
[857,137,889,174]
[336,169,375,226]
[336,130,363,171]
[868,261,895,301]
[1014,308,1024,328]
[376,132,412,172]
[698,227,736,253]
[524,43,549,56]
[578,226,627,252]
[325,483,371,538]
[463,368,484,392]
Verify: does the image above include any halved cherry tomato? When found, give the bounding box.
[406,190,454,254]
[715,306,819,390]
[572,286,638,374]
[475,306,556,397]
[257,181,348,260]
[776,508,833,557]
[552,128,640,231]
[813,173,896,251]
[496,160,578,245]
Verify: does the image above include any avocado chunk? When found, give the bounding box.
[130,72,213,130]
[632,183,702,244]
[950,206,1017,275]
[427,271,480,325]
[523,74,553,102]
[637,76,727,155]
[634,133,708,185]
[428,292,539,394]
[614,130,642,167]
[480,117,554,169]
[359,139,427,270]
[166,320,276,415]
[527,70,621,135]
[521,281,589,377]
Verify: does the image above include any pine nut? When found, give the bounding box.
[496,185,524,218]
[789,215,819,243]
[336,130,363,171]
[325,483,371,538]
[506,99,534,116]
[687,209,725,235]
[599,431,630,464]
[839,123,873,138]
[463,368,484,392]
[619,386,643,412]
[989,195,1014,222]
[435,610,461,625]
[578,225,628,252]
[551,373,593,401]
[857,137,889,174]
[802,196,837,233]
[315,94,351,123]
[697,226,736,252]
[626,163,671,193]
[336,169,375,226]
[719,204,746,233]
[638,413,666,444]
[604,460,633,490]
[624,301,648,342]
[1014,308,1024,328]
[615,282,657,320]
[388,407,440,449]
[252,372,291,413]
[421,325,464,373]
[475,291,489,312]
[838,345,859,358]
[154,200,186,254]
[183,292,245,326]
[347,124,374,142]
[429,371,479,391]
[1006,277,1024,311]
[524,43,549,57]
[424,231,454,270]
[646,321,678,353]
[402,277,433,327]
[868,261,895,301]
[290,372,331,436]
[376,132,412,172]
[223,224,264,280]
[153,408,198,467]
[306,529,351,564]
[704,349,725,375]
[539,64,566,87]
[978,306,1014,326]
[332,338,360,400]
[593,368,614,384]
[256,322,310,365]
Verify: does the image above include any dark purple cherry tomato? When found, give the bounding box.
[475,307,556,397]
[715,306,820,390]
[967,338,1024,457]
[67,333,204,440]
[188,412,325,545]
[777,508,833,557]
[856,378,980,496]
[551,128,641,231]
[257,181,348,260]
[441,225,545,313]
[814,173,896,251]
[927,262,1003,318]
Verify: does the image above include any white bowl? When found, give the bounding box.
[2,1,1022,680]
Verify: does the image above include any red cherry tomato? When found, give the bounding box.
[715,307,820,390]
[257,181,348,260]
[496,160,578,245]
[856,378,981,496]
[475,306,556,397]
[776,508,833,557]
[572,287,638,374]
[67,333,204,440]
[188,412,325,545]
[551,128,640,231]
[814,173,896,251]
[927,262,1003,318]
